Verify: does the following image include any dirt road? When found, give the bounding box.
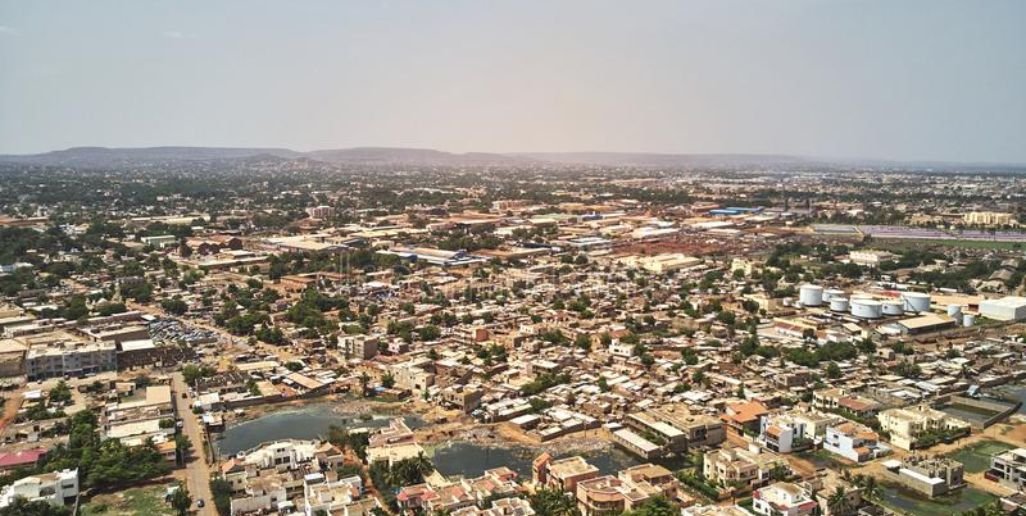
[173,372,216,515]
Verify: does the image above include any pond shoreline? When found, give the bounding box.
[215,399,623,461]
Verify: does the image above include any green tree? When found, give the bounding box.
[170,485,192,516]
[623,495,676,516]
[0,497,71,516]
[175,434,193,465]
[574,333,592,351]
[528,488,580,516]
[210,477,233,516]
[825,361,842,379]
[49,381,72,404]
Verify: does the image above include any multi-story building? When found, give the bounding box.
[0,468,78,509]
[235,440,319,471]
[305,205,334,219]
[882,457,964,498]
[451,497,536,516]
[751,482,818,516]
[878,405,969,451]
[822,421,889,463]
[758,410,840,454]
[989,448,1026,491]
[25,338,117,380]
[962,211,1016,227]
[575,464,677,516]
[440,385,484,414]
[533,454,599,493]
[703,446,788,490]
[812,388,883,418]
[848,250,897,267]
[0,338,26,377]
[337,334,379,360]
[220,440,347,516]
[683,506,753,516]
[625,408,725,455]
[303,472,369,516]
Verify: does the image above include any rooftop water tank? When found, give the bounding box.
[947,304,962,317]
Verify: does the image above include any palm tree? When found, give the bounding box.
[410,452,435,478]
[862,475,879,501]
[827,487,852,516]
[358,372,370,396]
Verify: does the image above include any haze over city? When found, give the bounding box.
[3,3,1026,516]
[1,0,1025,163]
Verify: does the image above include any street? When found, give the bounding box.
[172,372,216,516]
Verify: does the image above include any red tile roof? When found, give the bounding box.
[0,448,47,469]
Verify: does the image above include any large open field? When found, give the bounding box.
[877,483,996,516]
[947,440,1016,473]
[874,238,1025,251]
[80,485,177,516]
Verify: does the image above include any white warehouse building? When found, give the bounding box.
[979,296,1026,322]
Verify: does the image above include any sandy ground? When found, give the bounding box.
[0,391,22,430]
[848,419,1026,497]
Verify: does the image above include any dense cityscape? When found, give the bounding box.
[0,150,1024,516]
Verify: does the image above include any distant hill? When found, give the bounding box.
[0,146,301,167]
[511,152,812,168]
[0,146,535,168]
[305,147,533,166]
[1,146,1022,171]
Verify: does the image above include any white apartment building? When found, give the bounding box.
[238,440,318,470]
[0,469,78,509]
[990,448,1026,491]
[848,250,897,267]
[823,422,889,463]
[758,411,840,454]
[752,482,818,516]
[303,472,366,516]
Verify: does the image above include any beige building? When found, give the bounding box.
[21,331,117,381]
[533,454,599,493]
[883,457,964,497]
[878,405,969,451]
[962,211,1016,227]
[575,464,677,516]
[703,446,788,489]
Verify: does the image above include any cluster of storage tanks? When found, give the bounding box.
[795,284,974,327]
[798,284,938,320]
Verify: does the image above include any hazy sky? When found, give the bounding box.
[1,1,1024,162]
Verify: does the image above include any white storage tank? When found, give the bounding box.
[830,297,850,312]
[824,288,845,302]
[963,314,976,327]
[851,299,883,319]
[882,301,904,316]
[799,284,824,307]
[902,292,931,313]
[946,304,962,317]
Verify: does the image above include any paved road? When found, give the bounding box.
[173,372,216,515]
